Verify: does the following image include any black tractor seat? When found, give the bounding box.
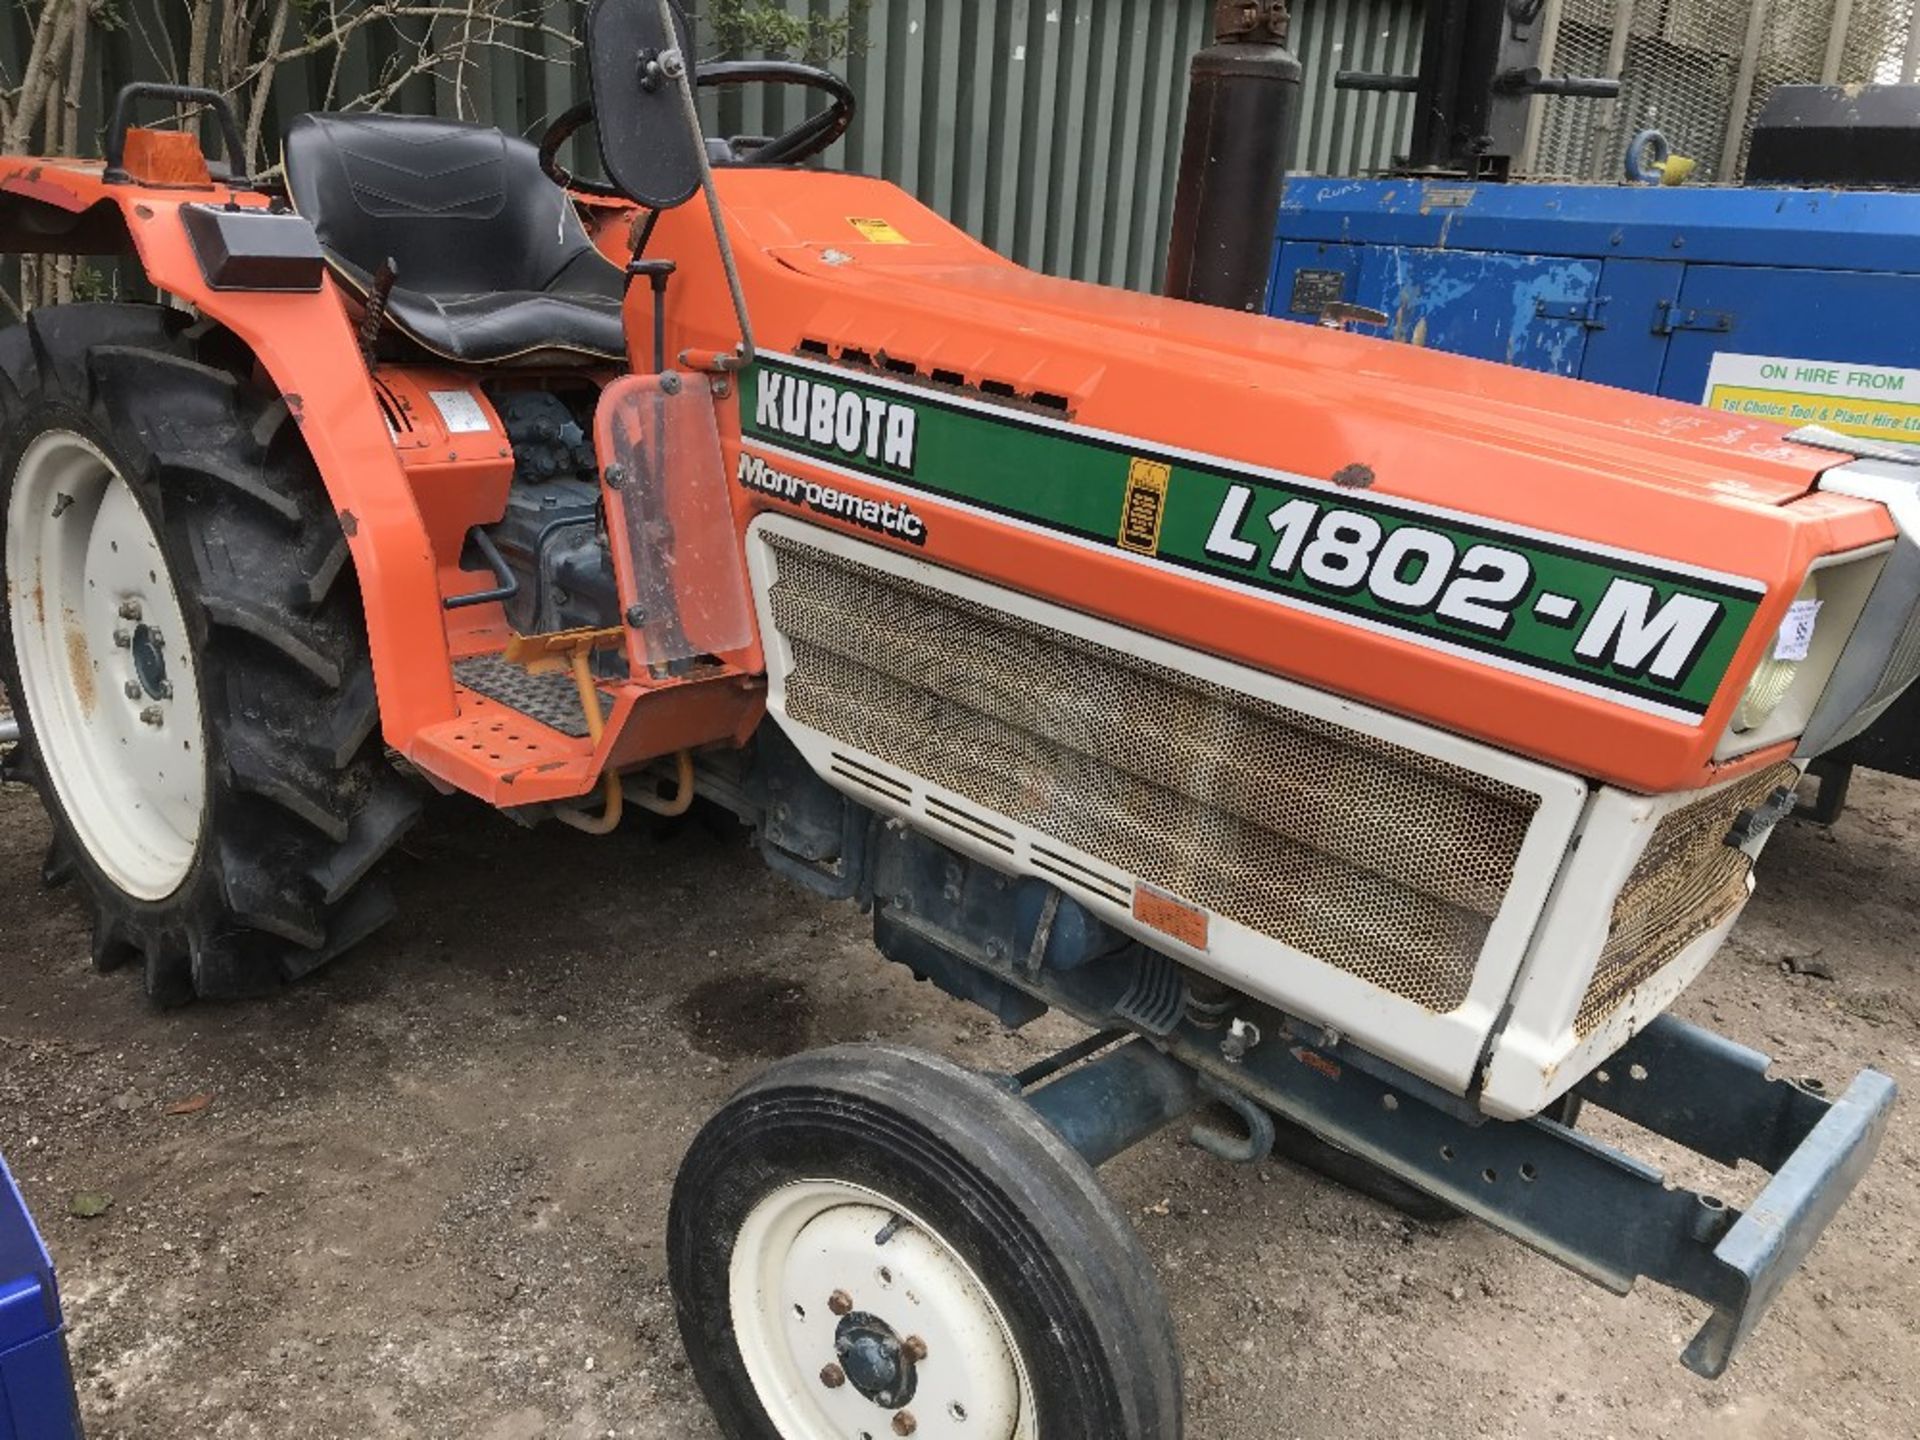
[283,113,628,366]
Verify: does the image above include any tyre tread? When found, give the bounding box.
[0,302,412,1002]
[671,1043,1186,1440]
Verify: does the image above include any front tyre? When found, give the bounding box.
[0,304,418,1002]
[669,1045,1185,1440]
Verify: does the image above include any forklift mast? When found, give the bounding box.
[1336,0,1620,179]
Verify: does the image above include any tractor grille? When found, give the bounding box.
[763,534,1542,1013]
[1575,760,1801,1037]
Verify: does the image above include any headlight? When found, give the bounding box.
[1732,578,1816,735]
[1716,545,1895,761]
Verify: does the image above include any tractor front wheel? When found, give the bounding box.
[669,1044,1185,1440]
[0,304,417,1002]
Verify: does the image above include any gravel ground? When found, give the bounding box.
[0,757,1916,1440]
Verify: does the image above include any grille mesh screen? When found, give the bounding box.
[1576,760,1801,1037]
[765,535,1542,1013]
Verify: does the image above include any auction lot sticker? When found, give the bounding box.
[1704,353,1920,441]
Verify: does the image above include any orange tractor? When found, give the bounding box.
[0,2,1906,1435]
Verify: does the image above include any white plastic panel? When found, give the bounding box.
[1481,764,1803,1120]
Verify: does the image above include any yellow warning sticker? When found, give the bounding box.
[847,216,911,245]
[1118,458,1171,555]
[1703,353,1920,442]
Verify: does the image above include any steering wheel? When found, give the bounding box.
[538,59,857,197]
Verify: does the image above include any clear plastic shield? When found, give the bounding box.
[594,374,755,670]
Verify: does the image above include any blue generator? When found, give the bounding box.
[0,1153,82,1440]
[1269,178,1919,421]
[1267,89,1920,797]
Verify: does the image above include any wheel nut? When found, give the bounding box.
[139,705,164,727]
[902,1335,928,1362]
[124,680,143,700]
[112,628,132,648]
[149,631,164,650]
[892,1413,918,1437]
[158,682,174,700]
[118,599,142,621]
[827,1289,853,1316]
[818,1363,846,1390]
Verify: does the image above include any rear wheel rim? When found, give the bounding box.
[730,1179,1039,1440]
[6,428,207,900]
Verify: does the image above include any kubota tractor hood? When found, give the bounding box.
[652,173,1897,794]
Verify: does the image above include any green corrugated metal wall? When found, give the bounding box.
[708,0,1422,290]
[2,0,1422,295]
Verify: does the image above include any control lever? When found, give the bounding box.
[358,256,399,372]
[625,258,678,374]
[1493,67,1621,97]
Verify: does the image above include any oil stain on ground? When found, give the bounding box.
[671,969,814,1060]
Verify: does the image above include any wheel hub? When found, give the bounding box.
[129,621,171,702]
[835,1311,916,1409]
[730,1181,1035,1439]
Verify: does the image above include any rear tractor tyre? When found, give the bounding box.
[669,1044,1185,1440]
[0,304,418,1003]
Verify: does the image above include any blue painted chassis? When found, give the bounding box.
[0,1152,82,1440]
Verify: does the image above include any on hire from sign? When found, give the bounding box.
[756,371,920,471]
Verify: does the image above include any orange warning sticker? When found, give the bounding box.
[1133,883,1209,951]
[848,216,911,245]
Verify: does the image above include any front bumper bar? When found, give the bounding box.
[1569,1017,1897,1376]
[1150,1009,1894,1378]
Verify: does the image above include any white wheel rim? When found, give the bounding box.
[5,429,207,899]
[730,1180,1039,1440]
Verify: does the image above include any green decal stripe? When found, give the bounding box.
[743,359,1763,716]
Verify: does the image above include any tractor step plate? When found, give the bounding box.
[451,656,611,739]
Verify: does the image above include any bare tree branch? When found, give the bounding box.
[5,0,78,152]
[185,0,215,93]
[53,0,90,304]
[245,0,295,172]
